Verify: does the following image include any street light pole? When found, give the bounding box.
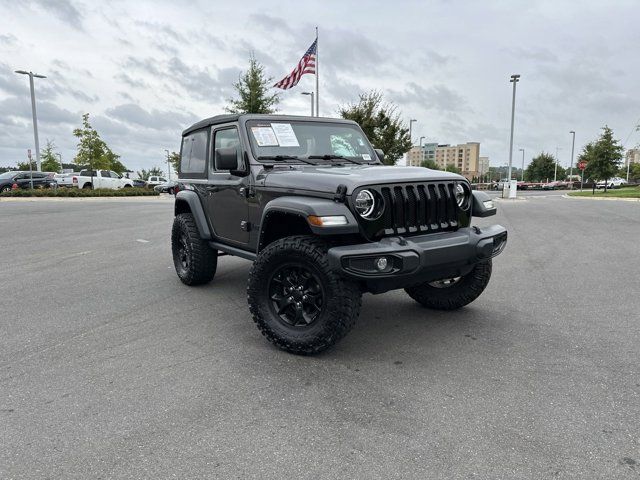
[507,74,520,198]
[301,92,314,117]
[15,70,46,171]
[519,148,525,181]
[409,119,417,146]
[164,149,171,180]
[569,131,576,188]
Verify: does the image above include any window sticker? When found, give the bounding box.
[271,123,300,147]
[251,126,279,146]
[361,154,371,161]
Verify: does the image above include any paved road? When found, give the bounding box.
[1,196,639,479]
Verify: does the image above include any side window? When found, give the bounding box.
[110,171,120,178]
[100,170,110,177]
[181,130,208,175]
[159,177,167,182]
[212,127,240,171]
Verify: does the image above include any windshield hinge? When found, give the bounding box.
[334,184,347,203]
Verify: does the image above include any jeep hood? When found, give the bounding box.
[261,164,466,194]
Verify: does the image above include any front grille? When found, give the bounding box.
[368,182,459,236]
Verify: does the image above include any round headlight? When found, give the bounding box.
[454,182,468,208]
[355,189,375,218]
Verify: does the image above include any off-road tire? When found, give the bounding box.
[247,235,362,355]
[405,260,492,310]
[171,213,217,285]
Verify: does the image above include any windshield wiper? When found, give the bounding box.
[308,155,362,165]
[257,155,317,165]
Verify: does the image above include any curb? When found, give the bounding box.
[0,195,174,203]
[563,194,640,203]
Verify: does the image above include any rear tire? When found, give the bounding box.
[82,183,92,190]
[405,260,492,310]
[171,213,217,285]
[247,235,362,355]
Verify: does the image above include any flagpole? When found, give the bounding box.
[315,26,319,117]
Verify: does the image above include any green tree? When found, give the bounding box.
[628,162,640,181]
[339,91,411,165]
[525,152,566,182]
[16,160,37,171]
[582,126,623,192]
[73,113,127,173]
[40,139,62,173]
[136,167,164,181]
[226,55,279,114]
[168,151,180,174]
[420,159,438,169]
[445,164,462,174]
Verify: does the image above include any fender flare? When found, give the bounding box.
[258,196,360,248]
[174,190,212,239]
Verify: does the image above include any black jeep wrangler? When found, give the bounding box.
[172,114,507,354]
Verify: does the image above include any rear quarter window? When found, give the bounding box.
[180,129,208,177]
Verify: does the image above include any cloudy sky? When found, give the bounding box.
[1,0,639,172]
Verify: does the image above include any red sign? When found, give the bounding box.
[578,161,587,170]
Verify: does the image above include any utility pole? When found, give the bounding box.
[164,149,171,180]
[409,119,417,146]
[569,131,576,188]
[506,74,520,198]
[15,70,46,171]
[554,147,562,181]
[519,148,525,181]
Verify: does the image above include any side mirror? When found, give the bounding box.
[471,191,497,217]
[215,147,239,171]
[374,148,385,162]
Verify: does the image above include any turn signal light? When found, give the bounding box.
[307,215,348,227]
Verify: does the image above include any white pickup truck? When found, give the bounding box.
[74,170,134,190]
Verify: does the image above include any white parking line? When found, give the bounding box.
[136,239,150,243]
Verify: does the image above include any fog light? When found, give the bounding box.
[375,257,388,271]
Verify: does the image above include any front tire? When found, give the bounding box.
[247,235,362,355]
[405,260,492,310]
[171,213,217,285]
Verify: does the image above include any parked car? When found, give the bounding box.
[146,176,167,188]
[0,171,56,192]
[596,177,626,189]
[132,179,147,188]
[153,180,179,194]
[73,170,134,190]
[53,172,80,188]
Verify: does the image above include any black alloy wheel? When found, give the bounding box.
[268,264,325,327]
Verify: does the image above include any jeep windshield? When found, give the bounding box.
[246,120,377,164]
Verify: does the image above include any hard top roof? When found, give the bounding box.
[182,114,357,136]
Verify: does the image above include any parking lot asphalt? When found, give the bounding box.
[1,196,639,479]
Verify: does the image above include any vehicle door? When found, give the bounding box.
[110,171,123,187]
[99,170,113,189]
[203,124,250,245]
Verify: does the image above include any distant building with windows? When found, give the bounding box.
[478,156,490,180]
[407,143,438,167]
[434,142,480,180]
[626,148,640,165]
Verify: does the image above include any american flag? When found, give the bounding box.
[273,39,317,90]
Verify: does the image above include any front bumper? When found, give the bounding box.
[327,225,507,294]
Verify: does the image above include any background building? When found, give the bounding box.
[434,142,480,180]
[626,148,640,165]
[406,143,438,167]
[478,156,490,181]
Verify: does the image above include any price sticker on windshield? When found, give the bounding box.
[251,126,279,146]
[271,123,300,147]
